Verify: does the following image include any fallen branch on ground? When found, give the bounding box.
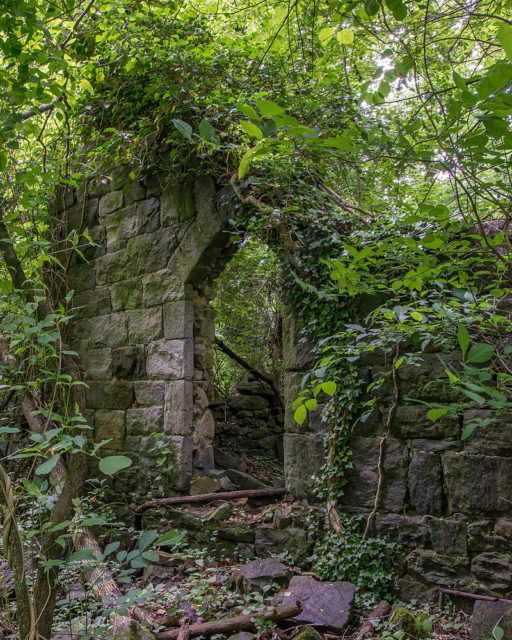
[214,337,284,410]
[156,601,303,640]
[354,600,391,640]
[135,487,287,528]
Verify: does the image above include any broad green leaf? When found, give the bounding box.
[498,24,512,63]
[256,99,285,117]
[319,26,334,43]
[461,421,479,440]
[69,548,97,562]
[321,381,337,396]
[305,398,317,411]
[99,455,132,475]
[35,454,60,476]
[237,103,260,120]
[80,78,94,93]
[172,119,192,139]
[240,121,263,140]
[294,404,307,425]
[467,343,494,363]
[156,529,186,546]
[139,529,158,552]
[199,120,216,142]
[385,0,407,20]
[427,408,448,422]
[337,29,354,44]
[238,148,254,178]
[453,71,466,90]
[0,153,8,172]
[410,311,423,321]
[457,323,470,357]
[494,625,505,640]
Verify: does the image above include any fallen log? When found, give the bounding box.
[156,601,302,640]
[354,600,391,640]
[135,487,287,528]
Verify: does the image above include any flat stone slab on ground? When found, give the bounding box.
[279,575,356,633]
[471,600,512,640]
[190,476,220,495]
[226,469,268,490]
[235,557,290,592]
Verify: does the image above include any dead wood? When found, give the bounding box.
[135,487,287,528]
[156,601,303,640]
[214,337,284,410]
[354,600,391,640]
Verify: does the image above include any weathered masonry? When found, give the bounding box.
[60,169,512,601]
[61,170,322,498]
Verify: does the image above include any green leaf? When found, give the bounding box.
[294,404,307,425]
[69,548,97,562]
[139,529,158,552]
[237,103,260,120]
[199,120,216,142]
[453,71,466,90]
[172,119,192,139]
[467,343,494,363]
[494,625,505,640]
[410,311,423,321]
[461,421,479,440]
[498,24,512,63]
[305,398,317,411]
[240,121,263,140]
[336,29,354,44]
[385,0,407,20]
[99,455,132,475]
[427,408,448,422]
[319,26,334,43]
[80,78,94,93]
[35,454,60,476]
[0,153,8,172]
[457,323,470,357]
[238,148,254,178]
[156,529,186,546]
[321,381,337,396]
[256,99,285,117]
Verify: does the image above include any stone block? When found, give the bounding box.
[406,549,470,585]
[82,224,106,260]
[96,249,137,285]
[408,451,444,515]
[134,381,165,406]
[471,601,512,640]
[255,525,309,564]
[429,519,467,555]
[278,575,355,632]
[111,278,143,311]
[217,521,255,543]
[128,308,162,344]
[124,181,146,204]
[168,435,193,490]
[468,520,495,553]
[73,287,111,318]
[464,411,512,456]
[471,552,512,592]
[410,439,460,452]
[282,312,315,371]
[390,405,459,439]
[126,406,164,436]
[82,348,112,380]
[94,410,125,449]
[99,190,123,217]
[112,346,145,379]
[396,353,463,402]
[341,437,408,512]
[163,300,193,339]
[161,182,195,225]
[374,514,430,548]
[443,452,512,515]
[146,339,193,380]
[226,469,267,490]
[143,270,192,306]
[284,433,326,500]
[164,379,193,435]
[229,395,269,411]
[190,476,220,495]
[127,227,180,275]
[90,313,127,348]
[86,381,133,410]
[234,558,290,594]
[68,264,95,291]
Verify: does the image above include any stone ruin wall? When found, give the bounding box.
[59,169,512,601]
